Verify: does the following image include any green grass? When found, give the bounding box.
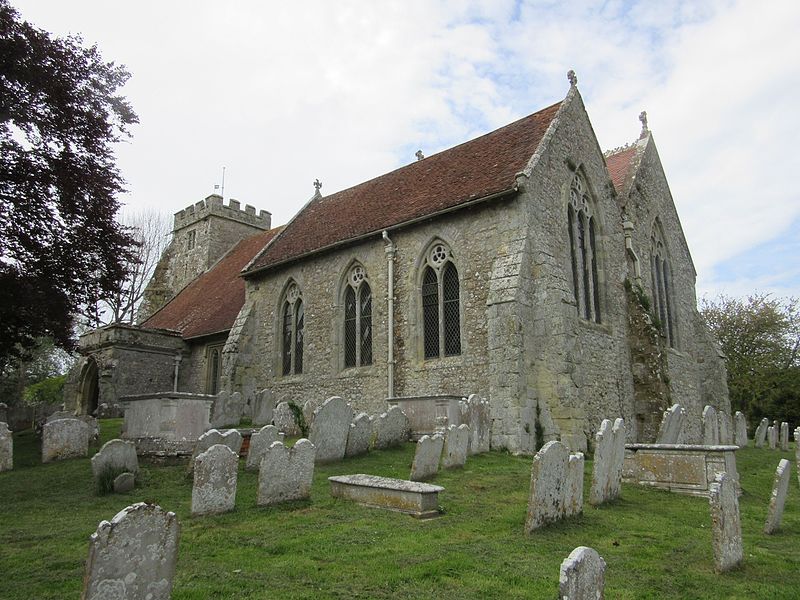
[1,420,799,599]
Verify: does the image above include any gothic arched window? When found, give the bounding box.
[567,173,601,323]
[343,264,372,368]
[281,282,304,375]
[651,224,676,348]
[421,242,461,359]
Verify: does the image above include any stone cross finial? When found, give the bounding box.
[415,150,424,161]
[567,69,578,87]
[313,178,322,192]
[639,111,648,138]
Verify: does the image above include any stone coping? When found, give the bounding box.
[625,444,739,452]
[329,474,444,493]
[387,394,463,402]
[120,392,216,403]
[329,474,444,519]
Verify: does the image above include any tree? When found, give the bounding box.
[700,294,800,424]
[0,0,138,368]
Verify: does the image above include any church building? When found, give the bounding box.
[63,74,729,453]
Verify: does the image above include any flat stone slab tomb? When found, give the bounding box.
[622,444,739,497]
[329,474,444,519]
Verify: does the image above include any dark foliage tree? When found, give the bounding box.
[0,0,138,368]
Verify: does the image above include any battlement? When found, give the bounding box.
[174,194,271,231]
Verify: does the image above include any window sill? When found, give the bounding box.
[274,375,303,385]
[337,365,379,379]
[576,318,613,336]
[416,354,465,369]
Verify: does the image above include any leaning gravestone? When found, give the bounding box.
[42,418,90,463]
[345,412,372,458]
[91,439,138,487]
[733,412,748,448]
[559,546,606,600]
[309,396,353,463]
[257,439,316,506]
[188,429,242,473]
[245,425,284,471]
[708,472,743,573]
[373,406,410,450]
[461,394,491,455]
[273,402,302,437]
[702,406,719,446]
[755,418,769,448]
[113,472,135,493]
[525,440,569,533]
[656,403,684,444]
[410,434,444,481]
[81,503,179,600]
[717,411,732,445]
[441,424,470,469]
[0,422,12,472]
[779,422,789,451]
[303,397,325,429]
[252,389,276,426]
[589,418,625,506]
[210,391,243,428]
[764,458,791,534]
[564,452,584,517]
[192,444,239,516]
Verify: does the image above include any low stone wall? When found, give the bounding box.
[622,444,739,497]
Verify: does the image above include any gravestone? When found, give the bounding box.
[373,406,410,450]
[245,425,284,471]
[733,412,748,448]
[0,422,11,472]
[0,403,7,425]
[717,411,732,445]
[273,402,302,437]
[257,439,316,506]
[303,397,324,429]
[345,412,372,458]
[795,429,800,488]
[410,434,444,481]
[210,391,243,429]
[192,444,239,516]
[42,418,90,463]
[656,403,684,444]
[188,429,242,473]
[590,418,625,506]
[91,439,138,485]
[252,389,276,426]
[702,406,719,446]
[772,420,780,449]
[81,503,179,600]
[755,418,769,448]
[764,458,791,534]
[525,440,569,532]
[564,452,584,517]
[113,472,135,493]
[559,546,606,600]
[441,424,470,469]
[779,422,789,451]
[309,396,353,463]
[768,426,777,450]
[708,472,743,573]
[461,394,491,455]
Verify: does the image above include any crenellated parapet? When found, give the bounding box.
[174,194,271,232]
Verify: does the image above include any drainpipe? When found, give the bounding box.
[173,354,182,392]
[382,230,396,399]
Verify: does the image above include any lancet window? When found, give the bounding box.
[343,264,373,368]
[650,225,676,347]
[421,242,461,359]
[567,173,601,323]
[281,282,304,375]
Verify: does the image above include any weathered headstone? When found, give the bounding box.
[779,422,789,451]
[795,428,800,488]
[257,439,316,506]
[441,424,470,469]
[708,472,743,573]
[113,472,135,493]
[303,397,324,429]
[564,452,584,517]
[345,412,372,458]
[210,391,243,428]
[410,434,444,481]
[755,418,769,448]
[0,422,12,472]
[245,425,284,471]
[608,419,626,499]
[0,403,7,425]
[589,418,625,506]
[733,411,748,448]
[764,458,791,534]
[525,440,569,532]
[81,503,179,600]
[252,389,276,426]
[772,420,780,449]
[461,394,491,455]
[373,405,410,450]
[717,411,732,445]
[273,401,302,437]
[702,406,719,446]
[192,444,239,516]
[559,546,606,600]
[656,403,684,444]
[188,429,242,473]
[91,439,139,483]
[42,418,90,463]
[309,396,353,463]
[768,426,777,450]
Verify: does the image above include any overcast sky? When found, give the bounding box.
[12,0,800,302]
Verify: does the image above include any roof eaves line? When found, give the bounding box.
[242,195,316,274]
[517,92,572,182]
[243,184,519,278]
[183,328,232,341]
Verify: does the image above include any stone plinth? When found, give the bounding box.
[329,474,444,519]
[120,392,214,456]
[622,444,739,497]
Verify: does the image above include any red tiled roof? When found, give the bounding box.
[144,227,282,339]
[245,101,563,274]
[605,144,640,196]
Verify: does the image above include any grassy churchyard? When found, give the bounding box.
[1,420,799,599]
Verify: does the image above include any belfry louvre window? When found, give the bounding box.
[422,242,461,359]
[343,264,372,368]
[281,283,304,375]
[567,173,601,323]
[651,224,676,348]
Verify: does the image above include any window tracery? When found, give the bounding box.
[281,282,304,375]
[421,242,461,359]
[567,172,601,323]
[343,264,372,368]
[650,224,676,348]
